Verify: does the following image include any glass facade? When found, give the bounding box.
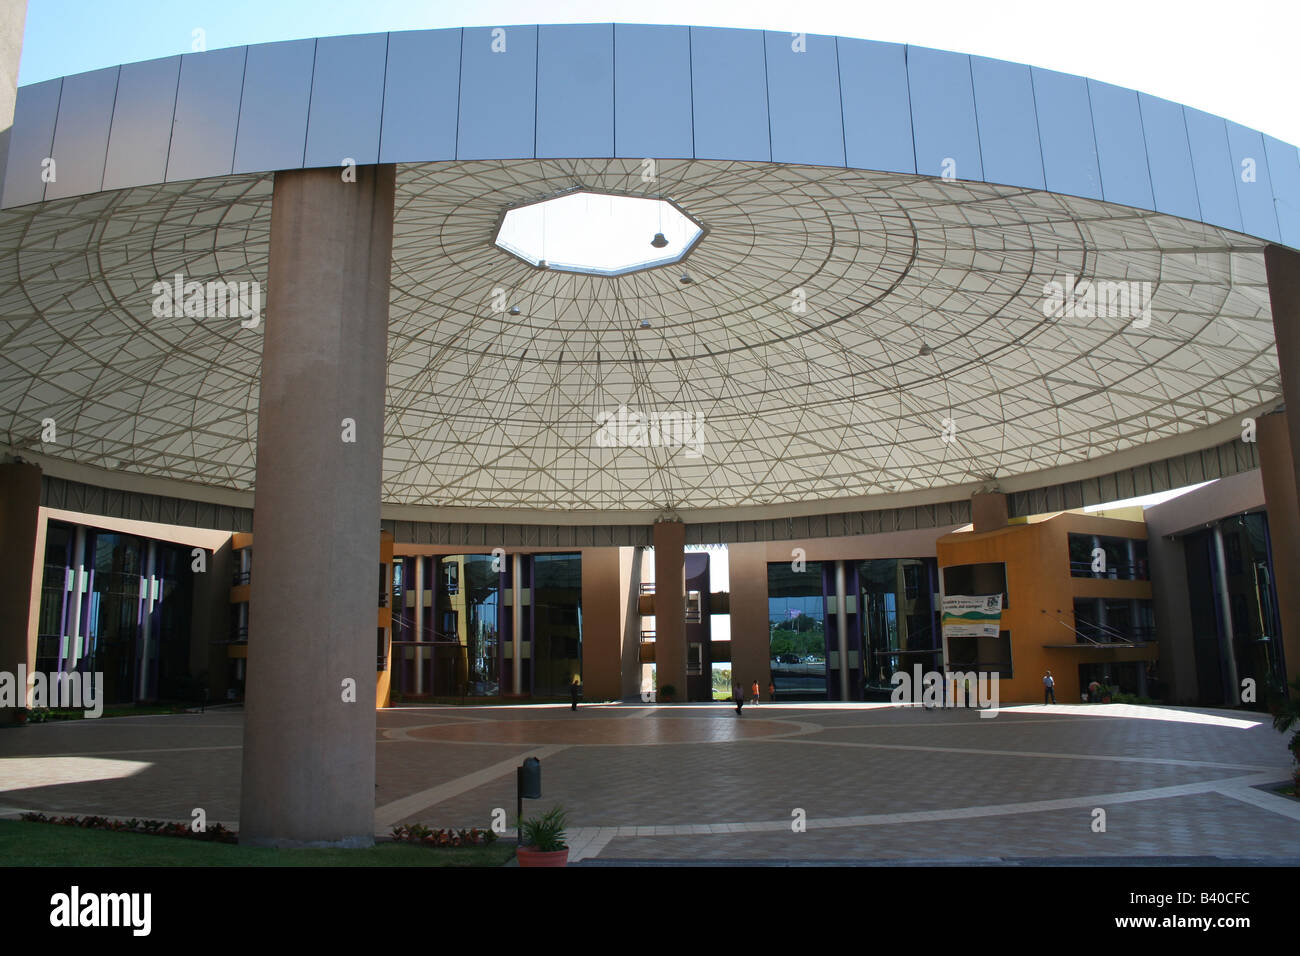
[859,558,939,688]
[533,553,582,697]
[1183,513,1286,707]
[767,561,826,700]
[33,520,195,705]
[1068,533,1149,580]
[392,552,581,698]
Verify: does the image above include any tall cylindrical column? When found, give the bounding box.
[1211,525,1241,704]
[240,165,395,847]
[835,559,849,701]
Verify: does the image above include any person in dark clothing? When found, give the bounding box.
[733,680,744,716]
[570,674,582,711]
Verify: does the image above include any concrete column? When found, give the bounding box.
[511,553,522,695]
[1265,245,1300,687]
[240,165,395,848]
[0,461,40,722]
[971,492,1008,533]
[1211,525,1241,704]
[1257,410,1300,688]
[652,521,686,699]
[835,559,850,701]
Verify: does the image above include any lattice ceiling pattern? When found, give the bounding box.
[0,159,1281,516]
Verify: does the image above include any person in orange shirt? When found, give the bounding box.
[751,680,760,707]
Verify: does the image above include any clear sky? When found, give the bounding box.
[15,0,1300,146]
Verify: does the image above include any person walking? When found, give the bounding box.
[751,680,760,708]
[1043,670,1056,704]
[768,680,776,704]
[733,679,745,716]
[570,674,582,711]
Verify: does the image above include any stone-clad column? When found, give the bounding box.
[653,520,686,700]
[239,165,395,847]
[1264,245,1300,689]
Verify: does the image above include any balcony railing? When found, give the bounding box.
[1069,561,1148,581]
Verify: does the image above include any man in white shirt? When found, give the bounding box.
[1043,670,1056,704]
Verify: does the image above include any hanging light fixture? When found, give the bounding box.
[651,233,668,248]
[679,272,693,284]
[918,342,932,356]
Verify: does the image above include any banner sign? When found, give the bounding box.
[941,594,1003,638]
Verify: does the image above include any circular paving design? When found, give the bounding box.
[401,714,794,746]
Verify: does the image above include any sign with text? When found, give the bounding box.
[941,594,1003,638]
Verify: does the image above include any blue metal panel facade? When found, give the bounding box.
[457,24,537,160]
[907,46,981,181]
[837,38,914,175]
[613,24,693,160]
[0,23,1293,253]
[690,26,770,162]
[166,46,246,183]
[536,23,614,159]
[1137,93,1201,222]
[1184,106,1243,233]
[46,67,118,201]
[970,56,1043,191]
[305,33,388,169]
[1032,67,1101,200]
[2,77,60,207]
[379,29,461,163]
[1226,121,1280,243]
[103,56,181,192]
[1264,135,1300,250]
[1088,79,1154,211]
[233,39,316,175]
[764,31,844,168]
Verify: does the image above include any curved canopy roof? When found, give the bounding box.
[0,25,1295,524]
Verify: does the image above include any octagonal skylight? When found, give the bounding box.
[494,190,704,277]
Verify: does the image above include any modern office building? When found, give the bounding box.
[2,21,1300,845]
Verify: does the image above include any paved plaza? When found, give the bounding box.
[2,702,1299,864]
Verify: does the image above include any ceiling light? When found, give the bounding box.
[679,272,693,284]
[651,233,668,249]
[508,306,521,316]
[918,342,932,356]
[639,318,652,329]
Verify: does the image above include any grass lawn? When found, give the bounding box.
[0,820,516,867]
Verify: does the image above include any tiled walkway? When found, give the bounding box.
[2,702,1298,863]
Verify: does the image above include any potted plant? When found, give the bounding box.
[14,707,28,726]
[516,805,569,867]
[659,684,677,703]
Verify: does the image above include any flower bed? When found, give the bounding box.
[389,823,498,848]
[20,812,237,843]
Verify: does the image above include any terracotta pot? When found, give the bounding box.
[516,846,569,867]
[1102,696,1112,704]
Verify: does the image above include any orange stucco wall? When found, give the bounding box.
[937,513,1156,704]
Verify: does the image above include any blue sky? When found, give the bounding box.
[16,0,1300,145]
